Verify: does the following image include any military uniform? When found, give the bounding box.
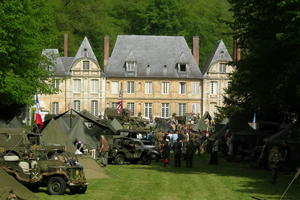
[268,147,282,184]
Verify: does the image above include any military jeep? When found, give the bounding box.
[108,137,160,165]
[0,150,88,195]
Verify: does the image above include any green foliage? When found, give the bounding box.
[0,0,57,118]
[49,0,232,68]
[220,0,300,121]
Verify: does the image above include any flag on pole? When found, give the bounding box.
[35,95,43,128]
[117,91,123,113]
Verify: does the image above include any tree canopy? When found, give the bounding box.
[0,0,57,119]
[219,0,300,122]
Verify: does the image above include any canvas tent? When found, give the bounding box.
[41,119,76,153]
[67,118,98,149]
[0,168,37,200]
[108,118,123,133]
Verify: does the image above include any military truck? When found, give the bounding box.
[1,151,88,195]
[108,137,160,165]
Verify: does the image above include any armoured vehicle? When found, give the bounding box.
[1,151,88,195]
[108,137,160,165]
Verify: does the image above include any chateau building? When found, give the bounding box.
[40,37,105,116]
[39,34,234,119]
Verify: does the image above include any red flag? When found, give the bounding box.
[35,95,43,128]
[117,91,123,113]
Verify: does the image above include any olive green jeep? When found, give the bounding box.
[1,151,88,195]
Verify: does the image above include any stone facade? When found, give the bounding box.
[39,35,233,119]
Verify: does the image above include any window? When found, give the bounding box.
[126,61,135,71]
[83,61,90,71]
[91,100,98,116]
[127,103,135,115]
[179,82,186,94]
[90,79,99,93]
[127,81,134,94]
[161,103,169,118]
[210,81,218,95]
[111,81,119,94]
[52,79,60,90]
[73,79,81,93]
[192,103,199,114]
[219,63,226,73]
[161,82,169,94]
[145,82,152,94]
[51,102,59,114]
[178,64,187,72]
[48,65,54,71]
[112,102,118,109]
[144,103,153,118]
[178,103,187,116]
[192,82,200,94]
[73,100,81,112]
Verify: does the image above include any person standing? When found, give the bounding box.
[209,139,219,165]
[99,135,109,167]
[186,140,195,168]
[162,140,171,167]
[173,138,182,168]
[268,146,282,184]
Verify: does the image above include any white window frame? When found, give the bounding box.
[73,79,81,93]
[161,82,169,94]
[127,102,135,115]
[91,100,98,116]
[179,82,186,94]
[53,79,60,90]
[161,103,169,118]
[144,103,153,119]
[192,103,199,114]
[219,63,226,73]
[145,81,153,94]
[73,100,81,112]
[111,81,119,94]
[90,79,99,94]
[178,103,187,116]
[210,81,218,95]
[126,61,135,71]
[127,81,135,94]
[83,60,90,71]
[51,102,59,114]
[192,82,200,95]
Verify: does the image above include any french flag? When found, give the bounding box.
[35,95,43,128]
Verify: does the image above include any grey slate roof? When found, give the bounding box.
[105,35,202,79]
[72,37,99,66]
[42,37,99,76]
[203,40,232,75]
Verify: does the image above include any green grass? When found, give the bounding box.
[37,154,300,200]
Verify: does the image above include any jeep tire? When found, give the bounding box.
[69,186,87,194]
[47,176,66,195]
[115,154,125,165]
[141,154,151,165]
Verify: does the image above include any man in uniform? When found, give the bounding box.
[173,138,182,168]
[99,135,109,167]
[186,140,195,168]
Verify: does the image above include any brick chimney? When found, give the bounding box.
[233,39,241,62]
[104,35,109,67]
[64,33,68,57]
[193,36,200,65]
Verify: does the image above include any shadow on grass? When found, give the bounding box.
[128,153,300,200]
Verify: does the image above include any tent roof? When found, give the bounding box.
[41,119,76,153]
[0,168,37,200]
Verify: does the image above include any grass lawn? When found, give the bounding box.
[37,154,299,200]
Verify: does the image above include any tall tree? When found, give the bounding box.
[219,0,300,121]
[0,0,57,119]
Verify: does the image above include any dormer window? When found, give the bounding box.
[84,48,88,57]
[177,63,187,72]
[48,66,54,71]
[126,61,135,72]
[83,61,90,71]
